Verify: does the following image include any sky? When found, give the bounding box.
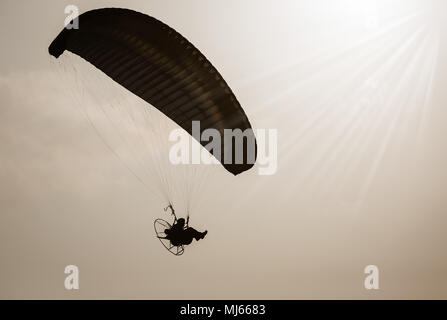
[1,0,447,299]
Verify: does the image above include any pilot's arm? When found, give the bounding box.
[165,204,177,222]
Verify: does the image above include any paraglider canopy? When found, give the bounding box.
[49,8,257,175]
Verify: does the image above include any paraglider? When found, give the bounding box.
[154,205,207,256]
[49,8,256,254]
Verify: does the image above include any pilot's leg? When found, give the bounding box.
[185,228,207,241]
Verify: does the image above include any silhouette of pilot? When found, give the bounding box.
[162,205,207,246]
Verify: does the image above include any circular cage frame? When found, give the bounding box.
[154,218,185,256]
